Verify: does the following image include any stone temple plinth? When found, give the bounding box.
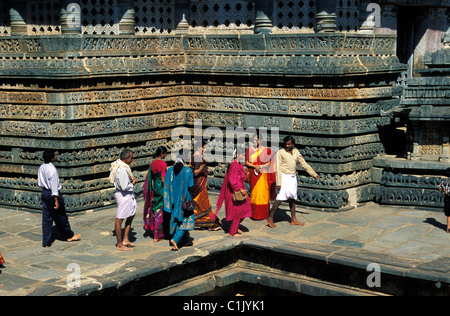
[0,33,405,212]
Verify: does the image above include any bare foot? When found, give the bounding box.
[117,244,132,251]
[67,234,81,242]
[170,239,179,251]
[123,242,136,247]
[267,218,277,228]
[291,219,305,226]
[230,233,242,237]
[153,239,163,243]
[237,229,243,234]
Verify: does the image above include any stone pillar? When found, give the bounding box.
[61,0,81,35]
[410,123,421,160]
[254,0,273,34]
[119,0,135,35]
[9,6,27,35]
[440,136,450,162]
[315,0,336,32]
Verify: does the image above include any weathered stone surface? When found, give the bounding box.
[0,33,405,211]
[373,40,450,209]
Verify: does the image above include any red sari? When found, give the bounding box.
[245,146,276,220]
[0,252,4,265]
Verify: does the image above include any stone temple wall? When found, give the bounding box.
[0,33,406,212]
[0,1,448,214]
[373,44,450,209]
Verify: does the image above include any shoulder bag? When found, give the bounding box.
[181,167,197,217]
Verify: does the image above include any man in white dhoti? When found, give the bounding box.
[110,149,137,251]
[268,136,320,228]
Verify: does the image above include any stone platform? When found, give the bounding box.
[0,191,449,296]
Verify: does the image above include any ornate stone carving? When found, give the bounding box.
[0,31,405,211]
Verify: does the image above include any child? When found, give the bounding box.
[438,168,450,233]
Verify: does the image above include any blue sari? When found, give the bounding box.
[164,165,195,237]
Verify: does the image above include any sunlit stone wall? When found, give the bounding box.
[0,33,405,211]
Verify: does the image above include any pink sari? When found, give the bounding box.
[215,160,252,225]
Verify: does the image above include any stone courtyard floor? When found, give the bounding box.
[0,191,449,296]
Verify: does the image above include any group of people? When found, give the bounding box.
[17,137,450,255]
[142,143,251,251]
[33,135,322,252]
[138,135,321,251]
[110,142,252,252]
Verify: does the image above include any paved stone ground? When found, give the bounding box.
[0,191,449,296]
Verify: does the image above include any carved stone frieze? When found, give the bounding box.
[0,171,146,194]
[297,188,350,209]
[295,134,381,148]
[0,129,174,150]
[0,86,401,121]
[0,183,143,212]
[0,111,187,137]
[381,171,446,189]
[376,186,444,208]
[299,143,385,163]
[292,117,392,135]
[0,138,171,167]
[0,90,46,103]
[0,34,404,79]
[0,33,405,211]
[207,176,352,209]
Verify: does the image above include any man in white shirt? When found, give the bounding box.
[109,149,137,251]
[268,136,320,228]
[37,150,81,247]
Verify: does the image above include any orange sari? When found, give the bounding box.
[0,252,4,265]
[245,146,276,220]
[191,155,221,230]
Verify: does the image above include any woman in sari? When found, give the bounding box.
[143,146,167,242]
[191,141,221,230]
[0,251,3,289]
[214,147,252,236]
[164,159,195,251]
[245,134,276,220]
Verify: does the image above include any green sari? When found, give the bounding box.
[143,162,165,239]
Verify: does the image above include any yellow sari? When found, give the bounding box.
[246,146,275,220]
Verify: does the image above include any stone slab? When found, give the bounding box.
[0,196,449,296]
